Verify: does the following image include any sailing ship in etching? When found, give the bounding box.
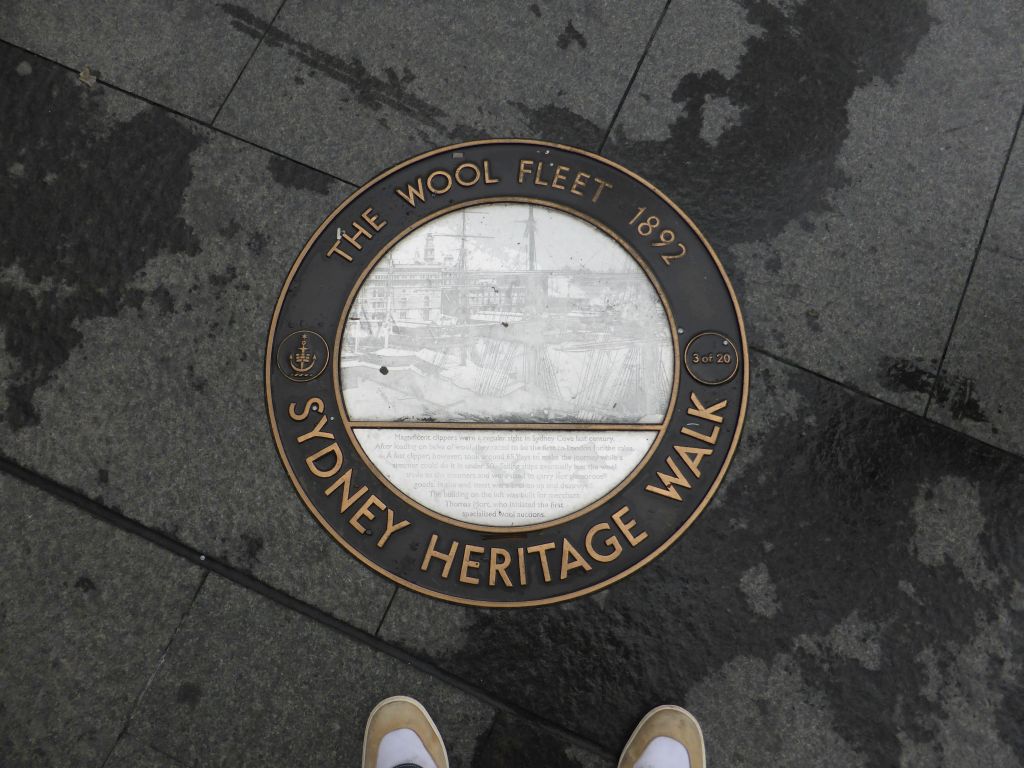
[340,204,674,423]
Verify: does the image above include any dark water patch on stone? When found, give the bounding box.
[596,0,934,246]
[74,576,96,593]
[176,682,203,708]
[0,47,205,430]
[220,4,448,131]
[471,711,587,768]
[512,102,604,151]
[878,357,988,422]
[940,375,987,423]
[438,360,1024,757]
[557,21,587,50]
[241,533,264,566]
[879,356,934,395]
[529,3,542,18]
[267,155,333,195]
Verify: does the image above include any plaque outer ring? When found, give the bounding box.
[266,139,749,608]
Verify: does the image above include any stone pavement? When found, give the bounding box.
[1,1,1022,766]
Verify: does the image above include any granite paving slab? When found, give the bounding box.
[602,0,1024,413]
[106,736,190,768]
[929,120,1024,458]
[381,352,1024,767]
[0,0,281,122]
[0,473,204,767]
[0,43,394,632]
[473,712,613,768]
[126,573,496,768]
[215,0,667,180]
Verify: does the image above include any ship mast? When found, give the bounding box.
[525,206,537,271]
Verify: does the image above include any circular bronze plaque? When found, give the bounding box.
[266,140,747,607]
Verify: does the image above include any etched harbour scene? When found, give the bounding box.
[339,203,675,526]
[340,203,675,424]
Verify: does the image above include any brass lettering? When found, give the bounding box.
[645,456,692,500]
[517,159,534,184]
[350,494,385,534]
[426,170,453,195]
[361,206,386,232]
[326,239,354,262]
[675,444,713,478]
[297,415,333,444]
[591,177,612,202]
[323,468,369,513]
[534,162,549,187]
[288,397,324,422]
[421,534,458,578]
[585,522,623,563]
[688,393,728,423]
[551,164,569,191]
[341,219,372,251]
[376,507,411,548]
[527,542,556,583]
[681,425,720,445]
[560,538,592,579]
[396,178,427,207]
[517,547,527,586]
[455,162,481,187]
[305,442,342,478]
[489,548,514,587]
[570,171,590,197]
[459,544,485,585]
[612,506,648,547]
[483,159,499,184]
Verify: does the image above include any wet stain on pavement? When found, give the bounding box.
[176,682,203,708]
[220,4,450,133]
[433,360,1023,762]
[472,712,589,768]
[879,356,988,423]
[598,0,935,246]
[556,21,587,51]
[266,154,334,195]
[0,48,204,430]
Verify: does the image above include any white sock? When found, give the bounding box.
[634,736,691,768]
[375,728,439,768]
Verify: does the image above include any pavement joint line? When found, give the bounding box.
[598,0,673,153]
[749,344,1024,465]
[374,585,399,638]
[211,0,290,127]
[0,35,360,189]
[0,453,616,762]
[99,572,210,768]
[924,96,1024,418]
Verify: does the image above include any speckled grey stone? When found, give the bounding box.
[106,736,190,768]
[215,0,665,180]
[0,473,203,767]
[0,0,280,121]
[381,352,1024,766]
[0,44,394,632]
[928,131,1024,458]
[603,0,1024,413]
[127,574,494,768]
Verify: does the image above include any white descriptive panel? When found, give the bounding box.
[353,429,659,525]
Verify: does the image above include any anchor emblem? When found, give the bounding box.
[277,330,327,381]
[289,333,317,376]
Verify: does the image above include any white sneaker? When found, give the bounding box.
[362,696,449,768]
[618,706,706,768]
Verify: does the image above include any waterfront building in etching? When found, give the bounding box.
[340,203,675,424]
